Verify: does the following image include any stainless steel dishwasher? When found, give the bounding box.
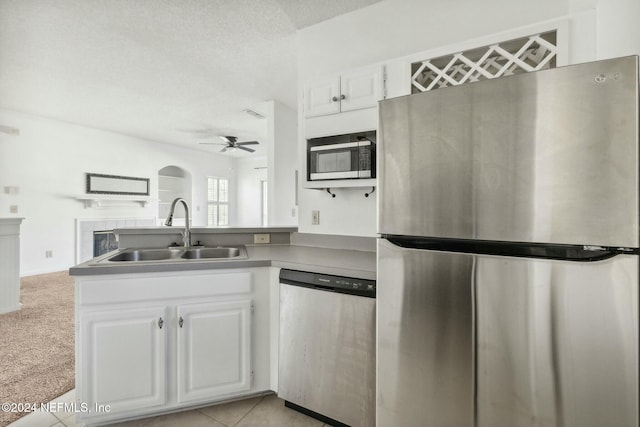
[278,269,376,427]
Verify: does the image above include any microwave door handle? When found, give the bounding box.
[310,141,360,151]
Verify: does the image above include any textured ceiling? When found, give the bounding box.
[0,0,382,156]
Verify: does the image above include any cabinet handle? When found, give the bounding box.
[340,94,346,100]
[158,317,164,329]
[179,317,184,328]
[331,96,339,102]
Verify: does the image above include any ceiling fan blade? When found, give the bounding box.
[198,142,227,145]
[178,128,217,136]
[221,136,237,143]
[237,145,255,153]
[237,140,259,146]
[220,147,228,153]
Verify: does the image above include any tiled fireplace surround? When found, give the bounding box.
[76,218,155,264]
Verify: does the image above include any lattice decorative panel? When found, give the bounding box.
[411,31,557,93]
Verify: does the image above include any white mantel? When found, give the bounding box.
[76,217,155,264]
[0,218,24,314]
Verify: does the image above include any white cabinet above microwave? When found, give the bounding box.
[303,65,385,118]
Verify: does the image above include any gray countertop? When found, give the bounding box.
[69,244,376,280]
[114,226,298,235]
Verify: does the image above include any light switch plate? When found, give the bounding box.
[311,210,320,225]
[254,233,270,244]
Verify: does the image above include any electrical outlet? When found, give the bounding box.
[4,186,19,195]
[0,125,20,136]
[311,210,320,225]
[9,205,18,214]
[45,250,53,258]
[253,233,270,244]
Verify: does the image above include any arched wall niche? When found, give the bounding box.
[158,165,192,224]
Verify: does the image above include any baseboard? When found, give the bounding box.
[0,304,21,314]
[21,267,70,277]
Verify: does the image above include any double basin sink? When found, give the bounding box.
[102,246,247,263]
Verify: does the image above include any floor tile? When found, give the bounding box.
[104,409,226,427]
[5,410,60,427]
[49,390,78,422]
[234,395,323,427]
[98,417,143,427]
[60,413,85,427]
[198,396,263,426]
[53,411,77,424]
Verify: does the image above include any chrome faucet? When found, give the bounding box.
[164,198,191,247]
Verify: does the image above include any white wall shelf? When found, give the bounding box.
[76,196,152,209]
[305,179,377,198]
[304,178,376,190]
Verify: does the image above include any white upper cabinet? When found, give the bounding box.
[304,65,384,118]
[304,77,341,117]
[340,66,384,112]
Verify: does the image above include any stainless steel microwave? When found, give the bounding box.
[307,131,376,181]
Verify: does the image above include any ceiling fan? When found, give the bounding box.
[199,135,259,153]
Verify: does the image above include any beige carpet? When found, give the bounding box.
[0,271,75,426]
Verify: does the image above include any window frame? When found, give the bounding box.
[207,176,230,227]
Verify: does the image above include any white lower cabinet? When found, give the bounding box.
[74,268,270,425]
[80,306,167,415]
[177,300,252,403]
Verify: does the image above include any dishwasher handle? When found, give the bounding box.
[279,269,376,298]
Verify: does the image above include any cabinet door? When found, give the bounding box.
[304,76,341,118]
[79,306,167,415]
[177,300,252,404]
[340,65,384,113]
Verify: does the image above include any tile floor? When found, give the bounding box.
[7,390,331,427]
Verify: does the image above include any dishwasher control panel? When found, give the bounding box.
[279,269,376,298]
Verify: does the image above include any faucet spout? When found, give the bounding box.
[165,198,191,247]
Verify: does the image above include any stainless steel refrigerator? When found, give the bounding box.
[377,55,639,427]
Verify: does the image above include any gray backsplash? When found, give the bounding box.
[291,232,376,252]
[115,228,375,252]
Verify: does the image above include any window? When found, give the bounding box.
[207,177,229,226]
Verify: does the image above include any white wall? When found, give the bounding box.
[296,0,639,237]
[595,0,640,59]
[298,0,571,77]
[0,109,235,275]
[236,156,267,226]
[266,100,298,226]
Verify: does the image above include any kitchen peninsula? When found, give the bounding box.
[69,227,375,426]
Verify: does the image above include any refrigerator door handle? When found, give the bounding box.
[584,245,640,254]
[382,235,638,262]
